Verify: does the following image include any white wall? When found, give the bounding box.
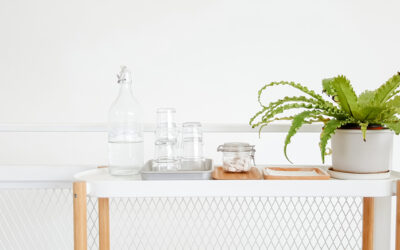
[0,0,400,166]
[0,2,399,249]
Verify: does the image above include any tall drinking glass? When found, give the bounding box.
[153,108,180,171]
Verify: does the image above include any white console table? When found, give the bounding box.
[73,167,400,250]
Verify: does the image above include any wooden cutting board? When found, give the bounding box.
[263,167,330,180]
[212,167,262,180]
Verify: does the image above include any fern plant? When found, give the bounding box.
[250,73,400,163]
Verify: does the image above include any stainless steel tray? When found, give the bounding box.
[141,159,213,180]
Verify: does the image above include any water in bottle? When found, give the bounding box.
[108,66,144,175]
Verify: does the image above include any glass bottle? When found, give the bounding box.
[108,66,144,175]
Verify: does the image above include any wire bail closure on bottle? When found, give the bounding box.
[117,65,132,84]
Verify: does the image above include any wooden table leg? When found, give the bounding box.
[396,181,400,250]
[99,198,110,250]
[362,197,374,250]
[73,182,87,250]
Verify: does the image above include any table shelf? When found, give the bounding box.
[74,167,400,198]
[73,167,400,250]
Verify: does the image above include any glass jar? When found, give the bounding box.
[217,142,255,172]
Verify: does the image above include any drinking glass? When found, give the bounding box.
[153,108,180,171]
[180,122,204,170]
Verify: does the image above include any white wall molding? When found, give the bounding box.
[0,123,323,133]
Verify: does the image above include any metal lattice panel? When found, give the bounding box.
[0,189,363,249]
[87,197,99,250]
[0,188,73,250]
[86,196,363,250]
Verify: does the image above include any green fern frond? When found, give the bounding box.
[358,90,375,107]
[249,106,268,126]
[253,81,345,126]
[363,106,387,121]
[356,91,385,121]
[382,117,400,123]
[257,81,326,107]
[330,75,360,118]
[359,122,368,141]
[386,95,400,108]
[256,116,296,137]
[386,89,400,101]
[260,101,348,123]
[259,103,315,126]
[319,119,348,163]
[305,115,330,124]
[383,121,400,134]
[312,103,348,119]
[322,78,337,96]
[250,96,318,127]
[256,114,328,136]
[375,106,400,122]
[373,73,400,104]
[284,110,321,163]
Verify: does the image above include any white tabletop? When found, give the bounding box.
[74,167,400,198]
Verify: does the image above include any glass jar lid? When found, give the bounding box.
[217,142,255,152]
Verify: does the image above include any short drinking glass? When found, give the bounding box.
[181,122,204,170]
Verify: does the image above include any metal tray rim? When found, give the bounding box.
[140,159,213,180]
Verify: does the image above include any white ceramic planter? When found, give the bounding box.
[331,129,394,173]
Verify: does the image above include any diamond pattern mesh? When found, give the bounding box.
[87,197,99,250]
[0,188,73,250]
[87,196,363,250]
[0,188,363,250]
